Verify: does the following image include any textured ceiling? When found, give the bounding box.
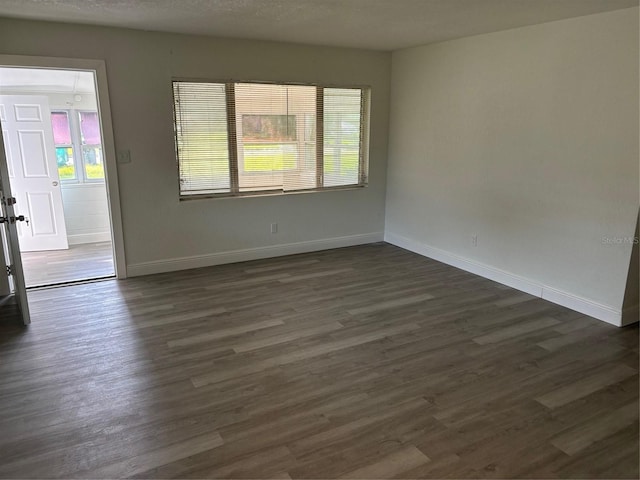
[0,0,637,51]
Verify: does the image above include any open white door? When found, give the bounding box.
[0,128,30,325]
[0,95,68,252]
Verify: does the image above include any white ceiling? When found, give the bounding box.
[0,0,637,51]
[0,68,96,93]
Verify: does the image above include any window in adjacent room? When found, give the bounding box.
[51,110,105,183]
[51,111,76,181]
[79,111,104,181]
[172,81,369,198]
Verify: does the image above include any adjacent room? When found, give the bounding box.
[0,0,637,478]
[0,67,115,287]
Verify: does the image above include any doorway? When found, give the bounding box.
[0,67,115,287]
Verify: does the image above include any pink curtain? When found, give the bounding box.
[80,111,101,144]
[51,112,71,145]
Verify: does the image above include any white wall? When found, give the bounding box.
[0,19,391,275]
[386,7,639,325]
[61,184,111,245]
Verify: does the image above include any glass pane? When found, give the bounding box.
[79,111,102,145]
[56,147,76,180]
[173,82,230,195]
[51,112,72,145]
[324,88,362,187]
[242,115,297,141]
[235,83,316,192]
[243,144,297,172]
[82,146,105,179]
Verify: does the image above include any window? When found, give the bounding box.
[51,110,105,183]
[79,111,104,180]
[51,111,76,180]
[172,81,369,198]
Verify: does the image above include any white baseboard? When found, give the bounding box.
[540,286,622,327]
[385,231,626,327]
[67,232,112,245]
[127,232,384,278]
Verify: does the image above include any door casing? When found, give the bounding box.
[0,55,127,279]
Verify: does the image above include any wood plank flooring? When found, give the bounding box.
[0,243,637,479]
[20,241,114,287]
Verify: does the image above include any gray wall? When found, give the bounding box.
[622,211,639,324]
[386,8,639,314]
[0,18,391,273]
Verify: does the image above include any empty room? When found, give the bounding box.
[0,1,638,479]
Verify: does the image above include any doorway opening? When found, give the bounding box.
[0,67,115,288]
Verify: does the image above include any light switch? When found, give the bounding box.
[117,150,131,164]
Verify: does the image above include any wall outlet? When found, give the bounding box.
[270,223,278,234]
[471,234,478,247]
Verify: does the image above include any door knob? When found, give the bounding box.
[10,215,26,224]
[52,181,59,186]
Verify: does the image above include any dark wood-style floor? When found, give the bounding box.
[0,243,637,479]
[21,242,115,287]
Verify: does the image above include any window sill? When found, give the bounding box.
[179,183,367,201]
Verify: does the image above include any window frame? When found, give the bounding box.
[172,78,371,201]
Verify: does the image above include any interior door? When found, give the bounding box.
[0,209,9,297]
[0,95,69,252]
[0,128,30,325]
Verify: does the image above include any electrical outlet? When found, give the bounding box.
[270,223,278,234]
[471,234,478,247]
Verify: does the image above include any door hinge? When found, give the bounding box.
[6,265,12,276]
[6,197,16,206]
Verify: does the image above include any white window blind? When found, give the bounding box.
[173,82,231,195]
[235,83,317,192]
[172,81,369,198]
[323,88,363,187]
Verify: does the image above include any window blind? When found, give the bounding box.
[173,82,231,195]
[234,83,317,192]
[323,88,362,187]
[172,81,369,198]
